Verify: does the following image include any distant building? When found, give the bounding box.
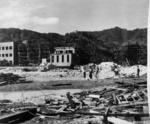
[0,41,18,65]
[18,41,50,66]
[18,41,28,66]
[50,47,76,68]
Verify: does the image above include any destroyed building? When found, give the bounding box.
[18,40,50,66]
[50,47,76,68]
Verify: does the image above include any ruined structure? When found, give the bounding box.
[50,47,76,68]
[18,40,50,66]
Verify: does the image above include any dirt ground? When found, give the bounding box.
[0,75,146,104]
[0,72,146,92]
[0,79,116,94]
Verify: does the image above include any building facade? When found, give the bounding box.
[50,47,76,68]
[18,41,50,66]
[0,41,18,65]
[18,41,28,66]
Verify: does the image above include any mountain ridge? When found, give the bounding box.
[0,27,147,65]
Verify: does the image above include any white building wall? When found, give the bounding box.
[50,54,72,67]
[0,42,15,65]
[50,47,75,67]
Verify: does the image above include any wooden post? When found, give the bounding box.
[103,107,110,124]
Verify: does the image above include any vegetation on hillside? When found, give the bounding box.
[0,27,147,65]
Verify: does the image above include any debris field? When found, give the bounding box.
[0,63,148,124]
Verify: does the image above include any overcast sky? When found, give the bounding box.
[0,0,149,34]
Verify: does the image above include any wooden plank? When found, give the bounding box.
[0,108,37,123]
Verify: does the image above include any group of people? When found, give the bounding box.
[81,65,95,80]
[80,64,141,80]
[111,64,141,78]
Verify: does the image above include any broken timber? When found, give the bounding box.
[0,107,37,124]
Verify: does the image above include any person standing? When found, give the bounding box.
[113,64,120,78]
[89,67,93,79]
[83,70,86,78]
[83,66,86,79]
[81,66,85,78]
[137,66,140,78]
[95,65,99,79]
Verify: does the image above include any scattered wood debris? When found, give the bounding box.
[31,80,148,124]
[0,73,33,86]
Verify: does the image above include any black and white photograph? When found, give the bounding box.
[0,0,149,124]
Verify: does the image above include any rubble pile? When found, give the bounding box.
[0,62,147,81]
[24,116,102,124]
[39,63,57,72]
[0,67,83,80]
[0,98,37,123]
[0,67,37,76]
[27,80,148,124]
[120,65,147,77]
[22,69,82,80]
[0,67,24,74]
[44,68,82,78]
[97,62,147,79]
[0,73,33,86]
[0,62,147,123]
[96,62,115,79]
[62,70,82,78]
[0,76,148,123]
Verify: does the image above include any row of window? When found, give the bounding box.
[52,55,70,63]
[0,46,13,50]
[55,50,73,54]
[0,53,12,57]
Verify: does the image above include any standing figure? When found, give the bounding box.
[137,66,140,78]
[95,65,99,79]
[81,66,85,78]
[114,68,119,76]
[83,71,86,78]
[114,64,120,78]
[83,66,86,78]
[89,67,93,79]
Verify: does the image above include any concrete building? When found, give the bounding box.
[50,47,76,68]
[0,41,18,65]
[18,41,50,66]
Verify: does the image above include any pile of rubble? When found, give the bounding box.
[0,94,37,123]
[120,65,147,77]
[38,62,147,80]
[0,67,38,76]
[0,78,148,123]
[96,62,147,79]
[0,62,146,81]
[0,73,33,86]
[0,67,24,74]
[25,80,147,124]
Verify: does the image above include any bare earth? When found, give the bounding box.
[0,72,146,105]
[0,69,146,92]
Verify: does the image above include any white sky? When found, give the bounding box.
[0,0,149,34]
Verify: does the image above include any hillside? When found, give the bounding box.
[0,27,147,65]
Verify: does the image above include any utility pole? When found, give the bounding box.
[27,43,29,63]
[38,43,41,64]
